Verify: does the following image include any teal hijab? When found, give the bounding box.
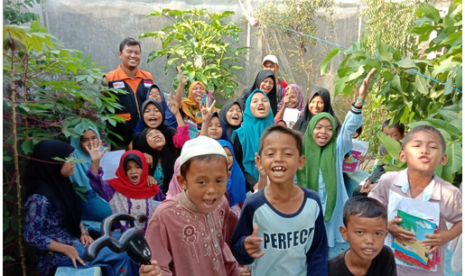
[297,112,337,222]
[70,124,103,190]
[232,89,275,180]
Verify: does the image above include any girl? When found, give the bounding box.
[70,124,112,221]
[238,70,278,116]
[23,140,137,275]
[218,139,247,217]
[133,127,178,195]
[293,87,341,135]
[233,89,275,191]
[296,69,375,250]
[87,143,160,229]
[219,101,243,141]
[200,111,231,143]
[274,84,305,127]
[179,81,216,125]
[165,157,182,199]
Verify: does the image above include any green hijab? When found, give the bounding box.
[297,112,337,222]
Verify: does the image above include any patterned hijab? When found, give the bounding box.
[296,113,337,222]
[277,84,305,112]
[181,81,216,124]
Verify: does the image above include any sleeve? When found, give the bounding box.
[368,174,390,206]
[230,199,256,265]
[367,164,386,183]
[23,195,54,250]
[233,135,256,192]
[223,241,242,276]
[145,211,173,276]
[444,185,462,224]
[337,104,363,157]
[306,196,329,276]
[86,167,116,202]
[383,246,398,276]
[172,125,190,148]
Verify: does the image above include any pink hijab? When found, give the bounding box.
[166,157,183,199]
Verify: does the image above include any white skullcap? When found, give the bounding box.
[179,136,227,166]
[262,54,279,65]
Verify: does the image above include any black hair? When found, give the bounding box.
[355,126,363,136]
[402,125,446,153]
[258,125,303,156]
[382,119,405,135]
[119,37,141,52]
[180,154,228,177]
[343,196,387,226]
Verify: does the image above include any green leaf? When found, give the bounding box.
[21,139,33,155]
[3,256,15,262]
[421,3,440,21]
[378,41,392,61]
[347,66,365,81]
[439,31,462,47]
[378,132,402,163]
[320,48,339,75]
[396,58,417,69]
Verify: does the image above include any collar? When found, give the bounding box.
[179,190,205,214]
[396,169,441,201]
[118,64,144,79]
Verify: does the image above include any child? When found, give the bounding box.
[296,68,376,250]
[231,125,328,275]
[133,127,179,195]
[274,84,305,127]
[23,140,138,275]
[200,112,231,143]
[369,125,462,276]
[87,141,160,229]
[238,70,278,116]
[218,139,247,214]
[165,157,182,199]
[329,196,396,276]
[219,101,243,140]
[233,89,275,191]
[179,81,216,125]
[143,136,242,276]
[69,123,112,221]
[354,120,405,196]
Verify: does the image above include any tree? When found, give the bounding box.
[321,1,462,184]
[140,8,250,99]
[3,21,123,274]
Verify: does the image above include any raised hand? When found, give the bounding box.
[167,93,180,115]
[86,139,107,163]
[201,99,216,121]
[283,93,290,107]
[357,68,376,103]
[177,66,189,86]
[244,223,265,259]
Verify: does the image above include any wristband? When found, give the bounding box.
[356,96,366,105]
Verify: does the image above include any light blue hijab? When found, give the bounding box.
[69,124,102,190]
[218,139,247,207]
[232,89,275,180]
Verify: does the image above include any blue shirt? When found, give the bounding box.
[231,186,328,276]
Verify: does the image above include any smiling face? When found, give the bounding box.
[286,90,299,108]
[223,146,233,170]
[226,104,242,126]
[178,158,230,214]
[192,83,206,103]
[250,93,271,118]
[79,130,98,154]
[60,154,75,177]
[118,45,141,70]
[146,128,166,150]
[340,215,388,262]
[257,132,305,185]
[308,95,325,115]
[207,116,223,140]
[143,103,163,128]
[262,61,279,76]
[126,159,143,185]
[312,118,333,147]
[259,77,275,94]
[399,131,447,175]
[148,87,162,102]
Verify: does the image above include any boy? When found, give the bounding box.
[329,196,396,276]
[141,136,242,276]
[369,125,462,276]
[231,125,328,275]
[354,120,405,196]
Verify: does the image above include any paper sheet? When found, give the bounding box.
[343,139,369,173]
[100,150,125,180]
[282,108,300,127]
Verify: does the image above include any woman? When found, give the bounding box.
[70,124,112,221]
[219,101,243,141]
[23,140,138,276]
[181,81,216,125]
[293,87,341,135]
[237,70,278,116]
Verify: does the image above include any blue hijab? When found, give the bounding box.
[69,124,103,191]
[218,139,247,207]
[232,89,275,180]
[210,112,232,144]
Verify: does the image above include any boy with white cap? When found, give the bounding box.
[262,54,288,100]
[141,136,243,276]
